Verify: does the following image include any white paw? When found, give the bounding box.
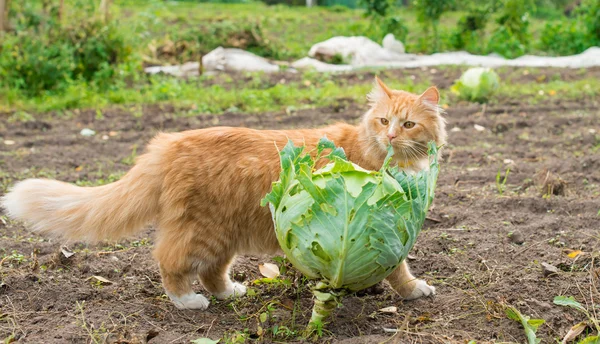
[404,280,436,300]
[214,282,247,300]
[167,292,210,310]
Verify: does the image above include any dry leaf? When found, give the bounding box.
[379,306,397,313]
[258,263,280,279]
[109,131,118,137]
[562,322,587,344]
[567,250,583,259]
[75,166,83,172]
[86,275,114,284]
[61,247,75,259]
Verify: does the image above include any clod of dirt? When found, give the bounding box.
[541,262,559,277]
[534,168,568,196]
[509,231,525,245]
[356,283,385,296]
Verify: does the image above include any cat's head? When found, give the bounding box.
[361,77,447,166]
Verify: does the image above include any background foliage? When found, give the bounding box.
[0,0,598,108]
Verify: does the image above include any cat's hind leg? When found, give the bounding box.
[198,256,246,300]
[153,224,212,310]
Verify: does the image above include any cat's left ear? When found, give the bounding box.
[367,76,394,105]
[419,86,440,105]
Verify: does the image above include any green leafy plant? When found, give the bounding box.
[451,67,500,103]
[577,0,600,45]
[487,0,535,58]
[450,0,500,53]
[539,20,591,55]
[504,304,545,344]
[360,0,408,43]
[554,295,600,341]
[261,137,440,335]
[413,0,455,52]
[496,167,511,195]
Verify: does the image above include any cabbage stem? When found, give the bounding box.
[306,290,337,337]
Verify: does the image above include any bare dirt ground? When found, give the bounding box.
[1,68,599,344]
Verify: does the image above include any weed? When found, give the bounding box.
[73,301,107,344]
[0,250,27,268]
[121,145,138,166]
[554,296,600,339]
[496,167,511,195]
[504,304,545,344]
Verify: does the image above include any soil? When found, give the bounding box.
[1,67,599,344]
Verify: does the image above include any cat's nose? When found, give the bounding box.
[387,133,397,141]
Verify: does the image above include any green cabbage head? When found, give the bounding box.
[261,138,439,292]
[451,67,500,103]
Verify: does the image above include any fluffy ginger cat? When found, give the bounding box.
[2,77,446,310]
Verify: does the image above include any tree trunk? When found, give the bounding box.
[99,0,112,23]
[58,0,65,22]
[306,0,315,7]
[0,0,8,32]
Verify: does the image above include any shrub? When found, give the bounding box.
[487,0,535,58]
[539,21,591,55]
[0,19,133,96]
[578,0,600,44]
[149,20,282,64]
[0,34,74,95]
[413,0,455,52]
[450,1,500,54]
[358,0,409,44]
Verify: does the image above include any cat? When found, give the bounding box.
[2,77,447,310]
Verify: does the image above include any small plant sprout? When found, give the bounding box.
[262,137,440,336]
[504,304,545,344]
[496,167,511,195]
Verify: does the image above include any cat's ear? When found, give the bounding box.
[367,76,393,105]
[419,86,440,105]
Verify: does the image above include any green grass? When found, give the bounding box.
[2,67,599,115]
[108,0,555,60]
[3,1,595,115]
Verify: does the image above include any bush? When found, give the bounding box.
[0,20,133,96]
[148,20,282,64]
[487,27,527,58]
[578,0,600,44]
[539,21,591,55]
[450,2,499,54]
[413,0,455,52]
[0,34,74,94]
[487,0,534,58]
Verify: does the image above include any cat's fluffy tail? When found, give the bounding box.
[1,135,171,243]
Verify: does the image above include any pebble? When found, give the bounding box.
[80,128,96,137]
[509,231,525,245]
[541,262,559,277]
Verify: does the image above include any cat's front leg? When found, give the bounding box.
[386,260,435,300]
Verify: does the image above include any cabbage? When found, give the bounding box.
[451,67,500,103]
[261,138,439,334]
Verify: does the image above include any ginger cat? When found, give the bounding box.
[2,77,446,310]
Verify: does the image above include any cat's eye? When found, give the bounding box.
[404,121,416,129]
[380,118,389,125]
